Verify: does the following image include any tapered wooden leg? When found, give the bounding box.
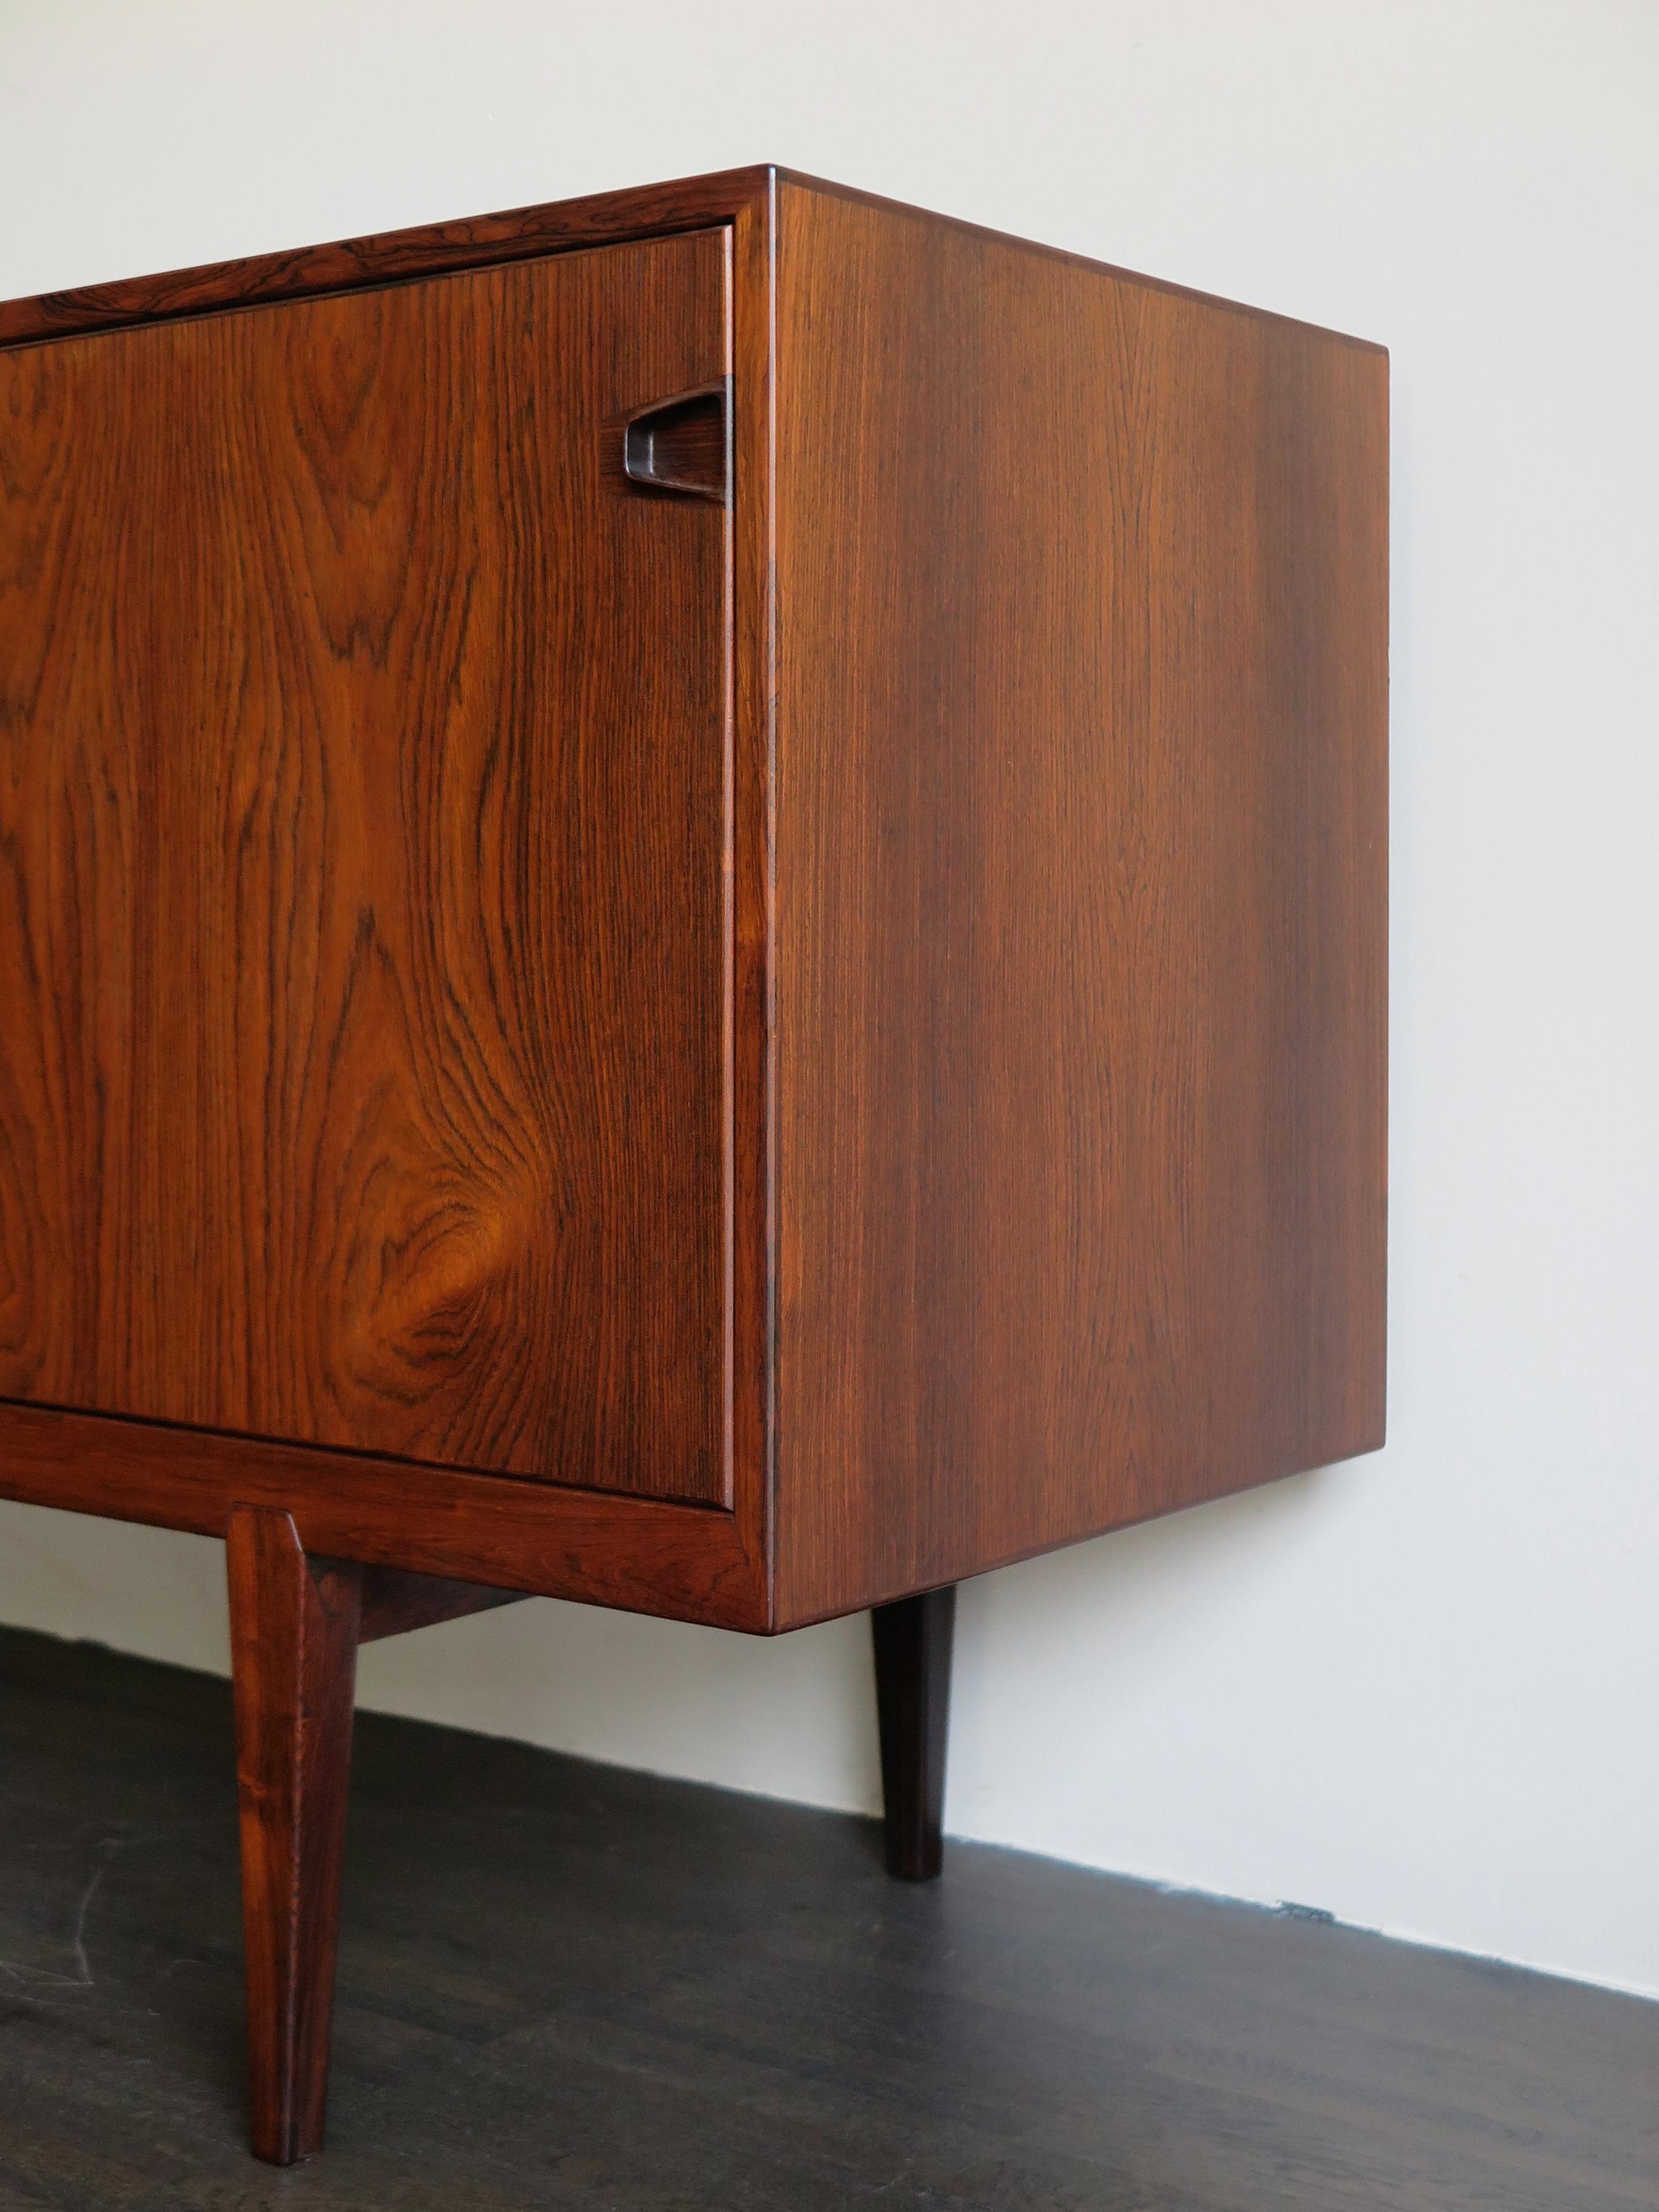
[226,1507,363,2165]
[871,1584,956,1880]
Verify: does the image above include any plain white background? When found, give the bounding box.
[1,0,1655,2000]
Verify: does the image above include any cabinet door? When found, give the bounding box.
[0,229,731,1503]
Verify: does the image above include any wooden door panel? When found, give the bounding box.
[0,229,731,1503]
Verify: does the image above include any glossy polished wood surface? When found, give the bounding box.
[0,1399,768,1627]
[0,167,774,350]
[0,163,1394,2178]
[227,1508,362,2164]
[0,227,731,1501]
[773,179,1388,1624]
[0,166,1386,1640]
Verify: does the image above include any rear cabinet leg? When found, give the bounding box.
[226,1507,363,2165]
[871,1585,957,1880]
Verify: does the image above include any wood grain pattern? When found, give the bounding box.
[0,167,1392,2176]
[0,228,732,1501]
[0,164,1380,363]
[226,1507,361,2164]
[771,178,1388,1625]
[725,177,779,1634]
[0,168,775,350]
[0,1400,768,1627]
[0,164,1386,1647]
[623,381,731,500]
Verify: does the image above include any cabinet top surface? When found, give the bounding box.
[0,163,1387,358]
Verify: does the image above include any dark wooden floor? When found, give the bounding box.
[0,1625,1654,2210]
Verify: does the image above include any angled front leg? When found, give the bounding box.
[226,1507,363,2165]
[871,1584,957,1880]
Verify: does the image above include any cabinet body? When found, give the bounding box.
[0,167,1388,1633]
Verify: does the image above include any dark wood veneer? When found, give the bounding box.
[0,169,774,350]
[0,164,1386,2164]
[227,1507,361,2164]
[226,1512,532,2156]
[773,178,1387,1626]
[0,1400,766,1627]
[1,225,732,1506]
[622,380,732,500]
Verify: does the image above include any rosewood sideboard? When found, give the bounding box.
[0,165,1388,2163]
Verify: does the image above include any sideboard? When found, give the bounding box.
[0,164,1388,2162]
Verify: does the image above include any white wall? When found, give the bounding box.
[2,0,1656,2000]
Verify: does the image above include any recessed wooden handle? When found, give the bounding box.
[622,380,729,502]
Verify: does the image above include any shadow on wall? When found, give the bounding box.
[0,1465,1341,1857]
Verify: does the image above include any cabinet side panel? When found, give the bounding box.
[773,184,1387,1624]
